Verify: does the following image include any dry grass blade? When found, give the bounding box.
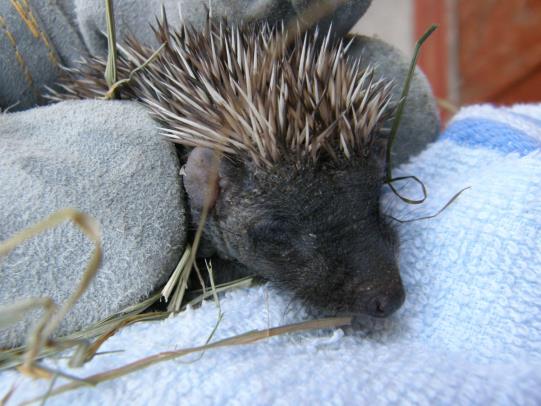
[386,24,438,182]
[388,186,471,223]
[24,316,352,404]
[381,24,437,210]
[186,276,253,308]
[0,382,17,406]
[387,175,428,205]
[0,208,102,377]
[382,25,470,220]
[0,274,253,372]
[104,42,167,99]
[162,151,221,312]
[39,373,58,406]
[205,260,220,313]
[68,266,252,366]
[176,259,225,365]
[104,0,118,93]
[68,320,128,367]
[161,245,192,303]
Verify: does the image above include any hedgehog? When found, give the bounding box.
[50,15,405,318]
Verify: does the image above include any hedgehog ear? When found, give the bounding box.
[369,134,391,175]
[183,147,223,212]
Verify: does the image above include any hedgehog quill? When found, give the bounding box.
[50,17,405,318]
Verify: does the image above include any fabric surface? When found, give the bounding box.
[74,0,372,55]
[1,103,539,404]
[0,0,86,110]
[0,100,186,348]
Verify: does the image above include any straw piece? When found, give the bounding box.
[25,316,352,404]
[0,208,102,378]
[104,0,118,94]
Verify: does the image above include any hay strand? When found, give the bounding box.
[0,208,102,377]
[24,316,351,404]
[104,0,118,94]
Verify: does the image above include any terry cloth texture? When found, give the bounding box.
[1,105,540,404]
[0,100,186,348]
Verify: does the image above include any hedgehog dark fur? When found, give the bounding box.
[51,16,405,318]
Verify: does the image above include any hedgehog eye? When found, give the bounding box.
[248,217,294,247]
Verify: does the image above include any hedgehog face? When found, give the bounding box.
[184,148,404,318]
[54,17,404,317]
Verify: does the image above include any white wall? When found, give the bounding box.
[352,0,414,57]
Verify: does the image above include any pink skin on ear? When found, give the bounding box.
[183,147,221,211]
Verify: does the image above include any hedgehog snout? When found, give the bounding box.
[355,279,405,318]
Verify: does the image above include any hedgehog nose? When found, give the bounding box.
[366,284,405,318]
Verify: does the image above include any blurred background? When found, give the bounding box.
[353,0,541,120]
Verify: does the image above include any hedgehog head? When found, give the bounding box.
[171,22,403,317]
[53,17,405,317]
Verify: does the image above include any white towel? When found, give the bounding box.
[1,104,540,405]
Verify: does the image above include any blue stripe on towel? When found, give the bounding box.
[441,118,540,156]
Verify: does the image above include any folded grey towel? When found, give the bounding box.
[0,100,186,348]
